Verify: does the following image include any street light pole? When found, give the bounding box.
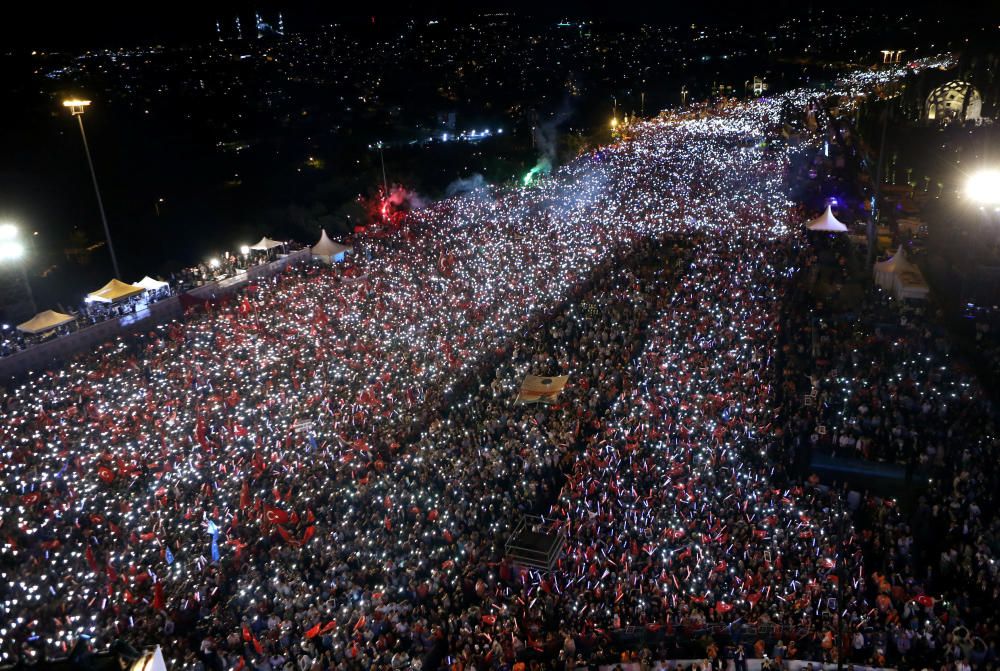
[377,141,389,197]
[64,100,120,279]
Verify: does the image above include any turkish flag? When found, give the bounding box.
[265,506,289,525]
[153,583,165,610]
[305,623,321,639]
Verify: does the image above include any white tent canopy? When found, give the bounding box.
[249,237,285,251]
[806,205,849,233]
[873,246,929,300]
[311,229,352,262]
[132,276,170,291]
[128,645,169,671]
[17,310,76,335]
[86,279,145,303]
[873,246,903,288]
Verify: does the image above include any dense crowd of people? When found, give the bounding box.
[775,224,1000,670]
[1,56,979,671]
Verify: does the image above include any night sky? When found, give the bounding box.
[5,1,988,50]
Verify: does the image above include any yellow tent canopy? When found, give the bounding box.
[17,310,76,335]
[86,278,145,303]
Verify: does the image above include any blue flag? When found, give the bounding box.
[165,547,174,565]
[207,520,220,562]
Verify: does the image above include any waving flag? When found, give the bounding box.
[206,520,220,563]
[514,374,569,405]
[264,506,289,525]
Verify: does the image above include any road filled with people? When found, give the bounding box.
[774,225,1000,669]
[0,56,981,671]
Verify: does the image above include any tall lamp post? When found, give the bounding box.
[0,223,37,318]
[63,99,121,279]
[376,141,389,197]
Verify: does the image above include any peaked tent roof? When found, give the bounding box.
[128,645,168,671]
[249,236,284,250]
[311,229,353,257]
[873,246,929,299]
[873,245,905,274]
[86,278,145,303]
[132,276,170,291]
[806,205,849,233]
[17,310,76,335]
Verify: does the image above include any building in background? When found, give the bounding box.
[925,80,983,122]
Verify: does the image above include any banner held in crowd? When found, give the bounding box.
[515,374,569,404]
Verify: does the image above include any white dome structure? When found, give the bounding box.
[925,81,982,123]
